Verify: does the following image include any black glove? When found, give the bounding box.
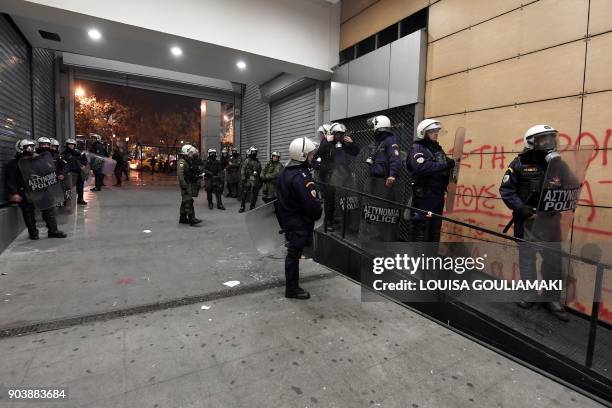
[519,206,535,219]
[446,158,456,170]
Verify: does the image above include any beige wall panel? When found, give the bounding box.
[467,41,585,111]
[585,32,612,93]
[426,30,470,80]
[519,0,588,55]
[579,91,612,207]
[434,97,582,154]
[424,72,468,117]
[588,0,612,36]
[469,10,521,69]
[341,0,379,23]
[428,0,523,42]
[340,0,428,49]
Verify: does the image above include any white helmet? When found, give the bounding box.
[329,122,347,135]
[181,144,195,155]
[16,139,36,154]
[367,115,391,131]
[289,137,317,162]
[36,137,51,145]
[247,146,258,157]
[524,124,558,150]
[416,119,442,140]
[65,138,77,146]
[271,151,280,158]
[92,134,101,142]
[208,148,217,155]
[317,123,331,136]
[50,138,59,147]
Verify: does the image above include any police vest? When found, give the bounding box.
[516,158,546,206]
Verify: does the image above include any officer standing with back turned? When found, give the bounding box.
[276,137,322,299]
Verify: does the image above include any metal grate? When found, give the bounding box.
[0,272,335,339]
[329,104,415,240]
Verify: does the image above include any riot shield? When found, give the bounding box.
[330,165,361,236]
[358,178,402,244]
[56,173,76,217]
[244,200,285,254]
[521,145,593,303]
[86,152,116,176]
[445,127,466,213]
[17,152,64,210]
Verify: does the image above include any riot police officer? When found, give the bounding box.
[365,115,401,189]
[500,124,569,321]
[37,137,68,178]
[61,138,89,205]
[315,122,359,231]
[239,146,262,213]
[90,134,107,192]
[177,144,203,226]
[407,119,455,243]
[203,148,226,210]
[276,137,322,299]
[6,139,67,239]
[49,138,60,154]
[226,147,242,198]
[261,151,284,203]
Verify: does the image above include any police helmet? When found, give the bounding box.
[329,123,347,135]
[524,124,558,151]
[367,115,391,132]
[16,139,36,154]
[289,137,317,162]
[65,138,77,146]
[416,119,442,140]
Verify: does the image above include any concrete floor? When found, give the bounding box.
[0,173,605,407]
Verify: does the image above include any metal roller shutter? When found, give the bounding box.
[241,83,269,162]
[31,48,55,142]
[0,15,32,205]
[270,86,316,163]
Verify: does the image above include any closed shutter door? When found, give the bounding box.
[0,16,32,205]
[270,86,316,163]
[32,48,55,141]
[241,83,269,162]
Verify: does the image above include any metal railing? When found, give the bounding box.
[317,181,611,370]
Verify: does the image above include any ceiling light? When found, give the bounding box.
[171,46,182,57]
[236,61,246,70]
[88,29,101,40]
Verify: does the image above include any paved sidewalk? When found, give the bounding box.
[0,276,602,408]
[0,174,321,329]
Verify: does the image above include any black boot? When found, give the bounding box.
[77,199,88,205]
[545,301,570,322]
[216,195,225,210]
[285,287,310,300]
[238,207,245,213]
[22,207,39,240]
[208,201,214,210]
[42,209,67,238]
[179,215,190,224]
[190,203,202,224]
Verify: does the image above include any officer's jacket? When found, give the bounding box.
[276,163,322,231]
[5,155,25,197]
[178,157,200,188]
[315,138,359,177]
[369,131,401,178]
[220,154,229,169]
[241,157,262,182]
[91,141,107,157]
[499,150,548,212]
[61,148,88,173]
[50,150,69,177]
[261,161,284,183]
[407,139,450,196]
[203,158,223,178]
[227,155,242,172]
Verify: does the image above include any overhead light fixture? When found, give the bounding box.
[171,46,182,57]
[88,29,101,40]
[236,60,246,70]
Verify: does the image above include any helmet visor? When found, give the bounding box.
[533,132,557,151]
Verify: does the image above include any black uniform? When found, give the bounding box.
[499,149,568,320]
[203,156,225,210]
[240,156,262,211]
[61,147,88,203]
[315,137,359,228]
[407,138,453,243]
[5,152,66,239]
[276,162,322,297]
[90,141,107,191]
[226,152,242,198]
